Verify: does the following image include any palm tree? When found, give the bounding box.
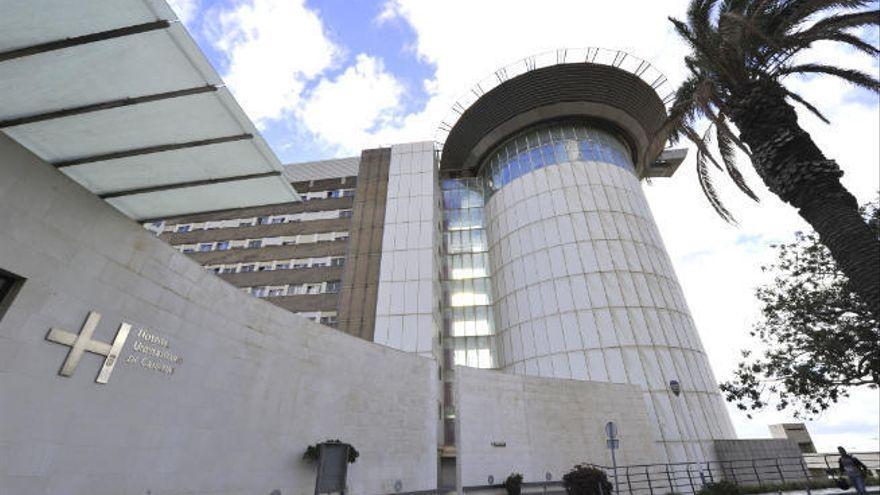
[663,0,880,318]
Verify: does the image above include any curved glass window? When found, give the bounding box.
[480,122,634,195]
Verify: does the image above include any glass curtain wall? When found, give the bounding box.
[481,122,634,196]
[441,178,498,371]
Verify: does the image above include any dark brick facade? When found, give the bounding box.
[337,147,391,340]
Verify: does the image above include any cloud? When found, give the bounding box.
[205,0,340,125]
[167,0,199,25]
[299,54,405,154]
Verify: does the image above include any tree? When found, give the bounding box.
[663,0,880,318]
[720,201,879,418]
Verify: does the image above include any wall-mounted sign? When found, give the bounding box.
[46,311,181,384]
[491,441,507,447]
[46,311,129,384]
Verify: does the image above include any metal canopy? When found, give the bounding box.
[0,0,300,221]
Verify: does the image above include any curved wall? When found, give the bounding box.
[483,124,735,463]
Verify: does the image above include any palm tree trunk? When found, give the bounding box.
[728,80,880,318]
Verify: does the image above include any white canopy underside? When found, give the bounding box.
[0,0,300,220]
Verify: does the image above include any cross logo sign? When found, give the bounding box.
[45,311,131,384]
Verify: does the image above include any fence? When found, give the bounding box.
[442,452,880,495]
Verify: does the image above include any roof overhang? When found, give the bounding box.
[437,50,676,179]
[0,0,300,221]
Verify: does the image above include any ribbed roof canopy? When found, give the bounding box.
[0,0,300,221]
[437,48,675,178]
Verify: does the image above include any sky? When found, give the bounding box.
[168,0,880,451]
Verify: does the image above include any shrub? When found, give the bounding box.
[696,481,741,495]
[302,439,359,464]
[563,464,613,495]
[503,473,524,495]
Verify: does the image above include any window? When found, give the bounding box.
[239,220,254,228]
[241,264,255,273]
[0,269,24,322]
[176,225,191,233]
[327,190,339,198]
[305,284,322,294]
[258,264,271,272]
[199,243,213,252]
[258,216,271,225]
[320,315,338,326]
[221,266,237,274]
[275,263,290,270]
[216,241,230,251]
[292,262,308,269]
[252,287,267,297]
[267,288,285,297]
[210,267,221,274]
[248,240,262,249]
[330,257,345,267]
[182,247,195,254]
[342,189,355,197]
[325,280,341,294]
[339,209,353,218]
[271,217,284,224]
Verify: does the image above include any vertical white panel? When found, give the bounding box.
[485,155,735,464]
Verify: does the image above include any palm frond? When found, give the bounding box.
[716,120,761,201]
[777,63,880,92]
[782,87,831,123]
[657,75,703,144]
[683,124,724,171]
[803,9,880,34]
[820,31,880,56]
[695,136,738,223]
[771,0,873,34]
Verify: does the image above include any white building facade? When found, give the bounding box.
[371,54,737,470]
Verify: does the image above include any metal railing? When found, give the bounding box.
[591,452,879,495]
[428,452,879,495]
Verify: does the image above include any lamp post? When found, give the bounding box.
[606,421,620,494]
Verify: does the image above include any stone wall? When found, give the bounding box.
[0,133,438,495]
[714,439,807,485]
[454,366,660,488]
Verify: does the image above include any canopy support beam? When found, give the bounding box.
[0,85,218,128]
[53,134,254,168]
[99,171,283,199]
[0,20,171,63]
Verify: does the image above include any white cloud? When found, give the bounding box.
[167,0,199,25]
[299,54,404,154]
[206,0,340,125]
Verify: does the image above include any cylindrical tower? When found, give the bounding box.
[438,50,735,464]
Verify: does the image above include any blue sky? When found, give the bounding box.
[168,0,880,450]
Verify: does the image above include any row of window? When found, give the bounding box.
[204,256,345,274]
[301,188,355,201]
[153,208,353,234]
[294,310,338,326]
[174,231,350,253]
[481,123,635,195]
[242,280,341,298]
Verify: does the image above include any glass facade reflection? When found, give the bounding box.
[441,178,497,370]
[481,122,634,195]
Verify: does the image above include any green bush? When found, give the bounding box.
[503,473,523,495]
[696,481,741,495]
[302,439,359,464]
[563,464,613,495]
